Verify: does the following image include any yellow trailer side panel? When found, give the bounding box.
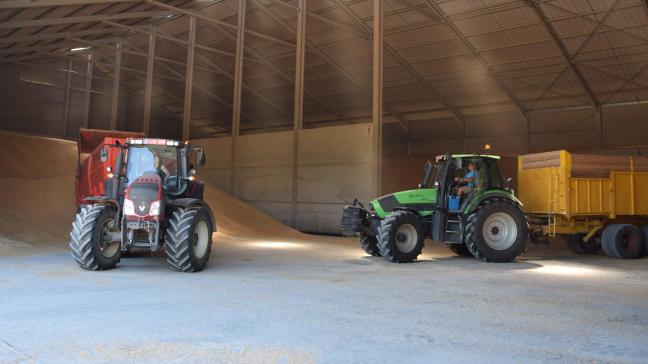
[568,178,610,216]
[519,150,648,219]
[612,172,648,216]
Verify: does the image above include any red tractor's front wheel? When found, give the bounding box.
[69,204,121,270]
[165,207,213,272]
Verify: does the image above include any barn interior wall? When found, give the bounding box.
[192,123,375,234]
[0,64,181,140]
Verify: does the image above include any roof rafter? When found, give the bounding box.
[333,0,466,128]
[0,0,139,9]
[415,0,529,119]
[198,20,351,125]
[0,10,179,29]
[251,0,409,131]
[529,0,600,108]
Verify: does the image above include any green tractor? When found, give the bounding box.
[342,154,528,263]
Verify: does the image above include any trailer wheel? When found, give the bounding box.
[464,199,527,262]
[601,224,642,259]
[165,207,213,272]
[377,211,424,263]
[642,225,648,256]
[567,234,600,255]
[360,234,381,256]
[446,243,473,257]
[69,204,121,270]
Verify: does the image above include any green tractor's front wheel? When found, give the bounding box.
[377,211,425,263]
[464,199,527,262]
[360,234,381,256]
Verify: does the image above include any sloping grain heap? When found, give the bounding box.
[0,131,302,247]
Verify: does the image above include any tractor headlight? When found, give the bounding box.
[124,199,135,215]
[150,200,161,216]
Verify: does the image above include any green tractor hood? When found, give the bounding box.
[370,188,438,219]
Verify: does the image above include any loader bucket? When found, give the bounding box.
[78,128,145,154]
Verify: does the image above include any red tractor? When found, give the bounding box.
[70,129,215,272]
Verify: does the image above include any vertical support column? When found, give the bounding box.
[83,50,93,129]
[61,58,72,138]
[290,0,307,228]
[524,112,531,153]
[182,16,197,141]
[462,123,467,153]
[594,106,603,153]
[109,39,122,130]
[230,0,246,194]
[372,0,383,196]
[143,25,156,135]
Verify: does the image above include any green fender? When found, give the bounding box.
[463,189,523,214]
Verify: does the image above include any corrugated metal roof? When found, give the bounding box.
[1,0,648,136]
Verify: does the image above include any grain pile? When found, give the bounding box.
[0,131,303,252]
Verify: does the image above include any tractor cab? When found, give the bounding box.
[123,138,203,195]
[430,154,506,213]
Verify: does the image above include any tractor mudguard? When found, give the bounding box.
[393,207,421,215]
[463,190,523,214]
[185,180,205,200]
[167,198,216,231]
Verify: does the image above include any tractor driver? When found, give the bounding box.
[153,154,171,182]
[454,162,476,196]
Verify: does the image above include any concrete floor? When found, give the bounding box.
[1,236,647,364]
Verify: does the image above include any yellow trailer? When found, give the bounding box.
[518,150,648,259]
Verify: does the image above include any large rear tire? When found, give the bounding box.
[446,243,473,257]
[69,204,121,270]
[567,233,600,255]
[360,234,381,256]
[601,224,642,259]
[165,207,213,272]
[464,199,527,262]
[377,210,425,263]
[641,225,648,256]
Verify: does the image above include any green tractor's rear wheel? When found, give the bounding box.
[446,243,473,257]
[464,199,527,262]
[377,211,425,263]
[360,234,381,256]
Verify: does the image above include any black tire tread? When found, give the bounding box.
[69,204,119,270]
[464,198,527,263]
[446,243,473,257]
[602,224,642,259]
[360,234,381,256]
[165,207,212,272]
[377,210,424,263]
[641,225,648,257]
[566,234,587,255]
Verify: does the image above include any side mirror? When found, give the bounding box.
[197,149,206,166]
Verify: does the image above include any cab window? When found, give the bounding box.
[485,159,503,189]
